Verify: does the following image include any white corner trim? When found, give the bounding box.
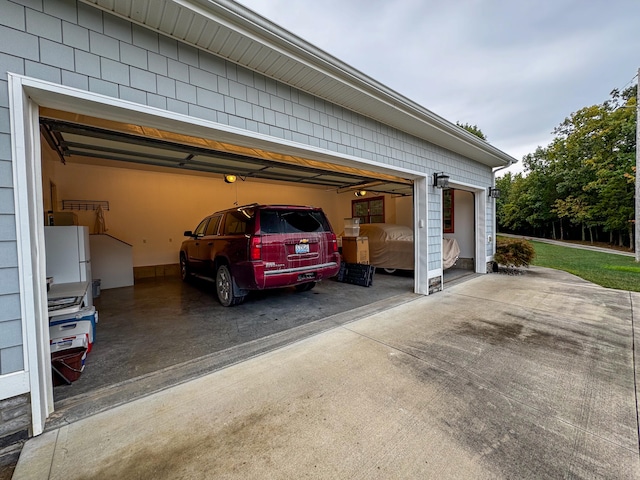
[0,372,29,400]
[8,73,49,436]
[428,268,443,278]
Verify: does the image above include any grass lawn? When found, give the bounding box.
[528,240,640,292]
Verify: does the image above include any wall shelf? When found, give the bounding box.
[62,200,110,211]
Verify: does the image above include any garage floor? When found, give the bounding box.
[47,268,474,429]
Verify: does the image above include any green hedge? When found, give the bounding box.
[494,238,536,268]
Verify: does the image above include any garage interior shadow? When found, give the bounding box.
[46,268,474,429]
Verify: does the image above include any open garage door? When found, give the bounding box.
[40,109,413,197]
[38,108,417,425]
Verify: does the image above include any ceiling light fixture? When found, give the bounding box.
[224,174,237,184]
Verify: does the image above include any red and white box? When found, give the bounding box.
[50,333,89,353]
[50,306,97,352]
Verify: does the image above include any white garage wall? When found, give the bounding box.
[43,139,410,267]
[332,192,413,234]
[444,190,474,258]
[394,196,413,228]
[44,159,344,267]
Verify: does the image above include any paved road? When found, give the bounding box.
[499,232,636,257]
[15,267,640,479]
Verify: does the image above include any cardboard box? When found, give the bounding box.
[341,236,369,264]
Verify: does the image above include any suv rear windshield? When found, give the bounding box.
[259,209,331,234]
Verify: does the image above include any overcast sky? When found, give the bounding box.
[235,0,639,175]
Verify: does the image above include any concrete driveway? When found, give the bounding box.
[14,267,640,479]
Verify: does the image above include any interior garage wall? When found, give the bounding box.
[394,196,413,228]
[43,158,346,267]
[333,193,411,232]
[42,139,411,267]
[444,190,474,258]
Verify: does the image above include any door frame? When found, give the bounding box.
[8,74,428,434]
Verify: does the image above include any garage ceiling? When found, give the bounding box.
[40,115,414,196]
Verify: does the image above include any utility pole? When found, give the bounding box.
[636,68,640,262]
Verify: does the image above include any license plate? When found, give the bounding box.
[295,243,310,254]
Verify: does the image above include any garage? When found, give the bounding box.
[1,0,515,442]
[36,105,424,422]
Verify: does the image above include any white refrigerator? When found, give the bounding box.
[45,226,93,307]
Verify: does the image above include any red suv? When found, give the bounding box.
[180,204,341,306]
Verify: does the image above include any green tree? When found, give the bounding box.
[498,172,532,233]
[583,87,636,246]
[501,85,636,247]
[456,122,487,140]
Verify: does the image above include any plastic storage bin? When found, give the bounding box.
[50,333,88,353]
[50,306,98,352]
[344,218,361,237]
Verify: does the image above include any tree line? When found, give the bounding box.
[496,85,637,249]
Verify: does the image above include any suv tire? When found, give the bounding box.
[216,264,245,307]
[180,254,191,282]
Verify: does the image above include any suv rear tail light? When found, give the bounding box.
[250,236,262,260]
[328,233,338,254]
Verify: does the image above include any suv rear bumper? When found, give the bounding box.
[234,260,341,290]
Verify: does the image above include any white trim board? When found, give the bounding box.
[22,77,423,182]
[8,74,431,435]
[0,371,29,400]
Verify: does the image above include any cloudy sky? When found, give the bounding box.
[235,0,639,175]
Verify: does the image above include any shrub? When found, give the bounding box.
[494,238,536,268]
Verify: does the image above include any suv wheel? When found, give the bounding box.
[180,254,191,282]
[294,282,316,292]
[216,265,245,307]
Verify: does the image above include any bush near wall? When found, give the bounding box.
[494,238,536,268]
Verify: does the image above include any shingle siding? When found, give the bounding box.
[0,0,495,434]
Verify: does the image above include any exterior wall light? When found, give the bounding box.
[354,190,367,197]
[224,174,237,184]
[488,187,500,198]
[433,172,450,189]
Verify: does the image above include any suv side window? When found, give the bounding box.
[194,218,209,237]
[205,215,221,236]
[222,211,250,235]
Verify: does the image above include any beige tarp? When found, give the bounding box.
[443,237,460,269]
[358,224,414,270]
[341,224,461,271]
